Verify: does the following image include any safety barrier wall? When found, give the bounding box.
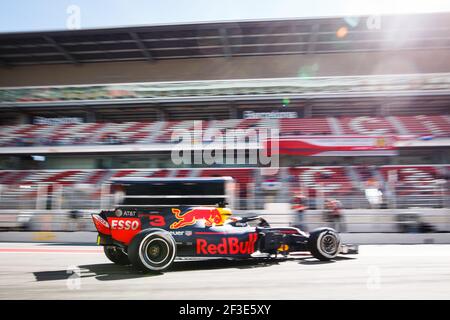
[1,208,449,233]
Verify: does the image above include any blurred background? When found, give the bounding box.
[0,2,449,239]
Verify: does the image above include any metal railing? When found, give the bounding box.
[0,181,448,211]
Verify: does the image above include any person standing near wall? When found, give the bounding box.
[292,192,309,231]
[324,198,345,232]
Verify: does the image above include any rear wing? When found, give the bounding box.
[105,177,236,208]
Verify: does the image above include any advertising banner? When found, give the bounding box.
[266,135,397,156]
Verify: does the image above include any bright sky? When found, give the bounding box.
[1,0,449,33]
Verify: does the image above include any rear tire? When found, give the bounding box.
[128,229,177,272]
[103,246,130,265]
[308,228,341,261]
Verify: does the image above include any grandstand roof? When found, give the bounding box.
[1,12,449,66]
[111,177,234,183]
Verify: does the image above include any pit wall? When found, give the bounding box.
[254,207,450,233]
[1,208,449,233]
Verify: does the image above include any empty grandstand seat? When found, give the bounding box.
[395,115,450,136]
[280,118,332,136]
[289,166,353,195]
[379,165,442,195]
[338,116,396,135]
[153,121,185,143]
[199,168,254,193]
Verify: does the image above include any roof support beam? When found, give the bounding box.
[219,28,232,58]
[306,23,321,53]
[43,36,78,64]
[129,32,153,61]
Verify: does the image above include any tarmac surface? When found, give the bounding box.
[0,242,450,299]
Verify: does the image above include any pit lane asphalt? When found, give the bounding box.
[1,242,450,299]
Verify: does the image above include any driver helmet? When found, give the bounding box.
[217,207,233,224]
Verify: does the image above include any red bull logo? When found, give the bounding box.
[196,233,258,255]
[170,207,223,229]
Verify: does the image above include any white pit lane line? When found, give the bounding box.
[358,244,450,257]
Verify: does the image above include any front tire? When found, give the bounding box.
[103,246,130,265]
[308,228,341,261]
[128,229,177,272]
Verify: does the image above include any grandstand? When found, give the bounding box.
[0,164,447,210]
[0,114,449,148]
[0,12,449,221]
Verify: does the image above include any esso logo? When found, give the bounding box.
[110,219,140,231]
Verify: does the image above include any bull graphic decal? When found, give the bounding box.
[170,207,223,229]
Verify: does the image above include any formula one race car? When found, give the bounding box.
[92,204,357,272]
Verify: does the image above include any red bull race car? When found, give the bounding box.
[92,204,357,272]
